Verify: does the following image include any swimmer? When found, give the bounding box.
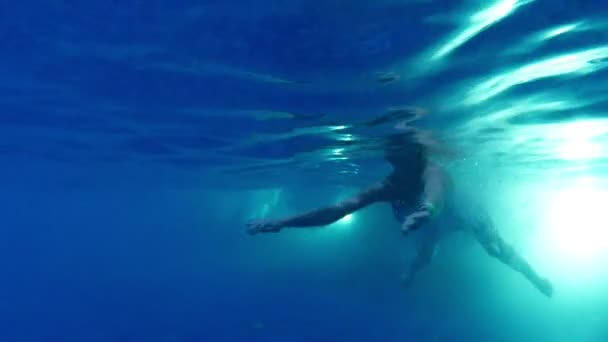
[246,108,553,297]
[247,108,446,236]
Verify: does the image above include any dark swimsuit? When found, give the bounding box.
[384,134,426,223]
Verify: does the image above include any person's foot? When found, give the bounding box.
[246,220,283,235]
[401,209,431,234]
[535,277,554,298]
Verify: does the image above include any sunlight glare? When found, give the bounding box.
[530,178,608,283]
[542,185,608,262]
[431,0,533,60]
[542,23,581,40]
[338,214,354,226]
[467,46,608,104]
[552,120,607,161]
[341,214,353,223]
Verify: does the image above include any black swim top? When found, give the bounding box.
[384,133,427,222]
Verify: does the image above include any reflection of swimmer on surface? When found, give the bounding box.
[246,108,553,297]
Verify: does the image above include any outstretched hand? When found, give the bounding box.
[246,219,283,235]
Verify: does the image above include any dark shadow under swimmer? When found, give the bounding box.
[246,110,553,297]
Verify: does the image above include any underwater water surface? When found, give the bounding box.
[2,0,608,341]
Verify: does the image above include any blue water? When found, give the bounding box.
[3,1,608,341]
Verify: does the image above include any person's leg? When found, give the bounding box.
[402,230,440,287]
[469,213,553,297]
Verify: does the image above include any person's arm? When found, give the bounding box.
[247,183,388,235]
[421,162,450,214]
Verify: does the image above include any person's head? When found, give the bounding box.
[383,132,422,167]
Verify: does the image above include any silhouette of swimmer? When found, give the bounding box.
[247,108,553,297]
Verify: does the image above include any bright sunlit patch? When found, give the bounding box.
[340,214,353,224]
[466,45,608,104]
[522,179,608,294]
[461,93,574,130]
[500,120,607,166]
[502,22,584,56]
[327,148,348,161]
[331,213,354,228]
[431,0,533,60]
[541,184,608,262]
[337,133,355,142]
[558,140,602,160]
[542,22,581,40]
[331,125,349,131]
[534,19,608,42]
[550,120,607,161]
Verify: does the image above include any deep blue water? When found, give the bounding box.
[2,1,608,341]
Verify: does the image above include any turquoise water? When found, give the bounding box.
[2,1,608,341]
